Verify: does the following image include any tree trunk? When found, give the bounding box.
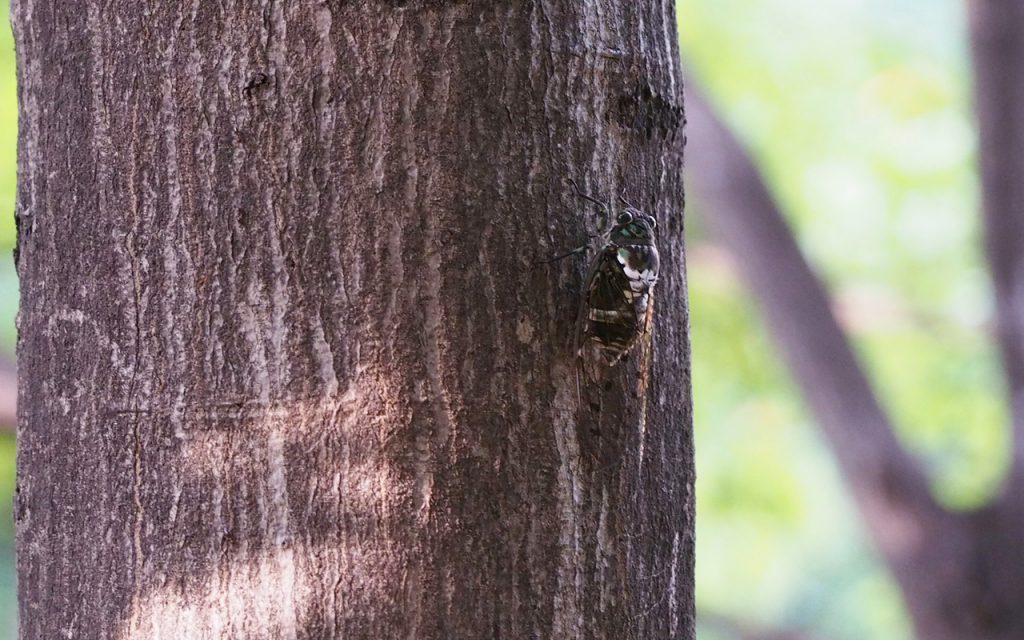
[13,2,691,639]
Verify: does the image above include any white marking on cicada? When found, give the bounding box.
[589,308,631,322]
[617,249,658,287]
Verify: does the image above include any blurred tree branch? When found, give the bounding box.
[685,71,1024,637]
[685,88,943,557]
[969,0,1024,489]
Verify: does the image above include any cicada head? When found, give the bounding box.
[608,209,657,245]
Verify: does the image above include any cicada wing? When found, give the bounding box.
[578,249,632,383]
[572,249,603,359]
[637,290,656,398]
[574,248,609,389]
[643,289,656,340]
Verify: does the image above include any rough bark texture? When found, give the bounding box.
[686,79,1024,640]
[13,2,691,639]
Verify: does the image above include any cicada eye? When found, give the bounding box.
[646,215,657,230]
[616,212,634,225]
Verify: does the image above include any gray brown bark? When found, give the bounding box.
[686,80,1024,640]
[13,2,691,639]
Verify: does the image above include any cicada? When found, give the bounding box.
[567,184,660,388]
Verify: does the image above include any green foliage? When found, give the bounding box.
[690,263,915,640]
[0,5,19,638]
[682,0,1007,637]
[0,0,15,251]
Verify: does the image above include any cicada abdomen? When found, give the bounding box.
[576,209,660,384]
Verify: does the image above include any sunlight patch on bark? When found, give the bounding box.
[122,550,303,640]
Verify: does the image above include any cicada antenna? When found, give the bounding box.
[540,180,608,264]
[617,190,639,211]
[569,178,613,231]
[569,178,609,211]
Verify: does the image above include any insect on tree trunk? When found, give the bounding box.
[13,2,691,639]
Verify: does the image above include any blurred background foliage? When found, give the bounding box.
[0,0,1001,638]
[0,0,17,636]
[681,0,1001,638]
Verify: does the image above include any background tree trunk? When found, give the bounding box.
[12,2,691,639]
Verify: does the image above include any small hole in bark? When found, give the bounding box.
[243,72,270,96]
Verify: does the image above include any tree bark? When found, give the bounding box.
[13,2,691,639]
